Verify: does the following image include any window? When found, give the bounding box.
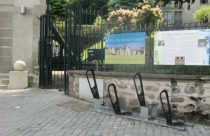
[163,11,172,25]
[174,11,182,25]
[200,0,208,4]
[202,17,208,23]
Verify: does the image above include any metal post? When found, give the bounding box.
[46,0,50,14]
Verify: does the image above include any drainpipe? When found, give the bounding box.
[46,0,50,14]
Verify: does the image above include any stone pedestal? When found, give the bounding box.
[8,71,28,89]
[94,99,101,111]
[140,106,148,119]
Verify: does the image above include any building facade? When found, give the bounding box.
[0,0,46,73]
[162,0,209,25]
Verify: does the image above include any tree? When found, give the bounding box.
[49,0,109,18]
[74,0,109,10]
[107,0,143,11]
[49,0,70,19]
[193,5,210,23]
[106,0,196,11]
[49,0,196,19]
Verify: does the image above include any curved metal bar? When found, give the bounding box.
[134,72,146,107]
[160,90,186,126]
[108,83,121,115]
[108,83,132,115]
[86,69,99,99]
[160,90,173,125]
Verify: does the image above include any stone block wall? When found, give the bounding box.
[0,5,13,73]
[0,0,46,74]
[69,70,210,118]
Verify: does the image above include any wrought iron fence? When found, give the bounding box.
[74,30,210,74]
[40,8,210,91]
[63,6,210,75]
[39,6,210,92]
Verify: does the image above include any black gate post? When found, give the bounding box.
[39,15,53,88]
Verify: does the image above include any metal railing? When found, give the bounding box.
[68,22,210,75]
[39,6,210,91]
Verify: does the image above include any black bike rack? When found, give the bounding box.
[160,90,185,126]
[134,73,146,107]
[108,83,132,115]
[86,69,99,99]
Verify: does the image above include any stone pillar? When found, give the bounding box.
[12,11,33,72]
[8,60,28,89]
[13,0,37,73]
[0,0,46,74]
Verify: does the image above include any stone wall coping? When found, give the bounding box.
[69,70,210,80]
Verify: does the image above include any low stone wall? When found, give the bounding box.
[69,70,210,117]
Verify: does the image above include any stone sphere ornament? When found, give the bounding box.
[14,60,27,71]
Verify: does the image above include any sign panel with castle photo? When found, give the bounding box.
[105,32,146,64]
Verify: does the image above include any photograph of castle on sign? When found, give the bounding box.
[105,32,146,64]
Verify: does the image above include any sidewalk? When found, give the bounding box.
[0,88,209,136]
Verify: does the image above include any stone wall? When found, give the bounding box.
[0,0,46,73]
[69,70,210,118]
[0,2,13,73]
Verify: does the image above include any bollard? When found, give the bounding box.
[94,98,101,111]
[140,106,148,119]
[150,101,159,119]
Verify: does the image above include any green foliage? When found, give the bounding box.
[56,21,65,37]
[193,5,210,23]
[106,0,196,11]
[93,16,107,25]
[75,0,109,10]
[50,0,109,18]
[49,0,197,20]
[107,0,143,11]
[107,0,163,27]
[49,0,69,19]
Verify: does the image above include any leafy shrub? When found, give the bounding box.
[107,0,162,27]
[193,5,210,23]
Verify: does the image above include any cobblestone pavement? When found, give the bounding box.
[0,88,209,136]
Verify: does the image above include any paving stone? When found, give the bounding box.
[0,88,209,136]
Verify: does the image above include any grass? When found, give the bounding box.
[105,55,145,64]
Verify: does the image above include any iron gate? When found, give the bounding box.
[39,6,105,92]
[39,15,68,93]
[65,5,105,70]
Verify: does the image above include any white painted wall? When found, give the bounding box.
[79,78,104,101]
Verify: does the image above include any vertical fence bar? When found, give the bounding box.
[64,7,69,94]
[39,15,45,87]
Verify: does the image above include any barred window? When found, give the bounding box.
[200,0,208,4]
[163,11,172,25]
[174,11,182,25]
